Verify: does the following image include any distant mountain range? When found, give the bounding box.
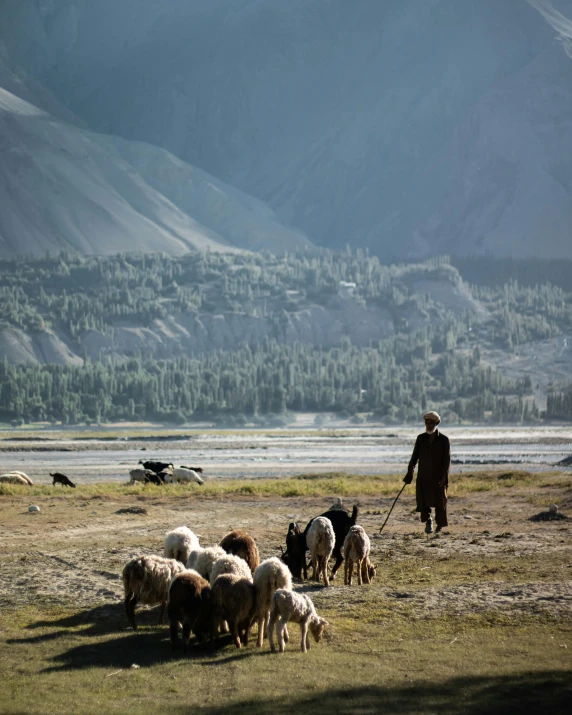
[2,0,572,259]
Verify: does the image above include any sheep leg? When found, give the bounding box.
[283,624,289,643]
[182,621,193,652]
[357,557,363,586]
[269,612,277,652]
[159,600,166,625]
[322,556,329,587]
[125,593,138,630]
[300,621,309,653]
[362,559,371,584]
[230,618,242,649]
[277,618,287,653]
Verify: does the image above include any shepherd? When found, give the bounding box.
[403,411,450,534]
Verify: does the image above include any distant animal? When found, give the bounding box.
[3,470,33,485]
[219,530,260,571]
[0,473,30,485]
[144,472,165,486]
[165,467,204,485]
[180,465,203,474]
[129,468,156,484]
[50,472,76,488]
[138,460,173,474]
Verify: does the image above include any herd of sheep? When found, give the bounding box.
[123,501,376,654]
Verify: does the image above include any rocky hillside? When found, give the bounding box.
[2,0,572,259]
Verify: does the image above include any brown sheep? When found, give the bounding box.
[219,529,260,572]
[211,574,256,649]
[168,570,212,652]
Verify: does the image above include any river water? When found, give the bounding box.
[1,425,571,484]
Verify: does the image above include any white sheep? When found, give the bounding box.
[6,470,33,485]
[343,525,376,586]
[122,555,186,629]
[0,473,30,485]
[253,556,293,647]
[209,553,252,586]
[129,468,155,484]
[164,526,200,565]
[165,467,204,485]
[306,516,335,587]
[268,589,328,653]
[187,545,226,580]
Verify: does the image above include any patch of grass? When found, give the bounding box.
[0,602,570,715]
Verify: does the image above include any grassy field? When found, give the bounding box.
[0,471,570,714]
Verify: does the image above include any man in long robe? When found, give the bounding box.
[404,411,450,533]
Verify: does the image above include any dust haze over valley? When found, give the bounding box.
[2,0,572,259]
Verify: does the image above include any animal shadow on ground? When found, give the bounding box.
[166,673,571,715]
[9,603,159,645]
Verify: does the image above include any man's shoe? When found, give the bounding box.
[424,517,433,534]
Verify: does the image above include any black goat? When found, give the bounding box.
[50,472,76,488]
[138,460,173,474]
[282,504,359,581]
[144,472,165,486]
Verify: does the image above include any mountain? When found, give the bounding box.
[0,38,313,256]
[2,0,572,260]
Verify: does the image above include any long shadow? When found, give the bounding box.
[9,603,161,644]
[166,673,571,715]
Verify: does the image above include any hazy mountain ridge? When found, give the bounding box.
[2,0,571,259]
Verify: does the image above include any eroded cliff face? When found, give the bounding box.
[0,269,485,365]
[2,0,571,259]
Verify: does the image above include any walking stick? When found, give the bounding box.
[379,483,407,534]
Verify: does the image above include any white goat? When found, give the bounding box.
[165,467,204,485]
[5,470,33,485]
[343,525,376,585]
[164,526,200,565]
[187,546,226,580]
[122,555,185,629]
[268,589,328,653]
[306,516,335,586]
[253,557,293,647]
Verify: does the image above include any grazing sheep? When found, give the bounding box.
[343,525,376,586]
[211,574,256,649]
[122,555,185,629]
[253,557,293,647]
[138,460,173,474]
[168,569,212,652]
[280,522,308,580]
[0,473,30,485]
[268,589,328,654]
[165,467,204,485]
[50,472,76,488]
[219,529,260,571]
[303,503,359,580]
[129,468,156,484]
[164,526,200,565]
[209,553,252,586]
[187,546,226,581]
[6,470,33,485]
[306,517,335,587]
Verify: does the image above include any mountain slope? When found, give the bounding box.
[0,83,312,256]
[3,0,572,259]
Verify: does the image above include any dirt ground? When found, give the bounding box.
[1,484,570,624]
